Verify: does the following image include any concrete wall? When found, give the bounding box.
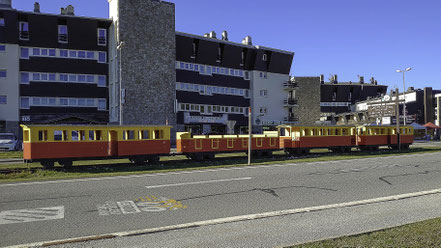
[0,44,19,135]
[294,77,321,125]
[250,71,288,127]
[108,0,176,128]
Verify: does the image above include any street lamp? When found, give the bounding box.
[395,67,412,125]
[117,41,125,125]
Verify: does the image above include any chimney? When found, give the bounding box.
[66,5,74,15]
[60,7,66,15]
[408,86,414,91]
[34,2,40,13]
[333,74,338,84]
[221,31,228,41]
[209,31,216,39]
[203,33,209,38]
[320,74,324,84]
[242,35,252,45]
[374,80,378,85]
[359,76,364,84]
[370,77,375,84]
[0,0,12,9]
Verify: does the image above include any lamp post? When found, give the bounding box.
[117,41,125,125]
[395,67,412,125]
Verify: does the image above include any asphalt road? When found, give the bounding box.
[1,151,441,247]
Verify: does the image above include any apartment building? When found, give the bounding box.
[0,1,111,136]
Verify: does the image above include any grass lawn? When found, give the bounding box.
[0,147,440,183]
[291,217,441,248]
[0,151,23,159]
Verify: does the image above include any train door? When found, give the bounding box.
[350,128,356,146]
[108,130,118,156]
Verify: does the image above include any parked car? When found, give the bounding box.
[0,133,21,151]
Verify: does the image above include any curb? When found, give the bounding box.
[7,188,441,248]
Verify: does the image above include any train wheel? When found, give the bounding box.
[131,157,146,165]
[148,156,160,164]
[401,144,410,150]
[204,154,215,160]
[59,160,73,168]
[41,160,54,169]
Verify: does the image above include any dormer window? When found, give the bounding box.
[262,53,267,61]
[58,25,68,43]
[97,28,106,46]
[19,22,29,40]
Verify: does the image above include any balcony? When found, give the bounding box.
[283,98,298,106]
[58,34,68,43]
[19,31,29,40]
[283,80,298,89]
[284,115,299,123]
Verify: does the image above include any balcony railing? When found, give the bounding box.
[284,116,299,123]
[283,81,298,89]
[19,31,29,40]
[283,98,298,106]
[58,34,68,43]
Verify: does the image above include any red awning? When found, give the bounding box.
[423,122,441,129]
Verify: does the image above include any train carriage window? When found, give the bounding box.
[335,129,340,136]
[89,130,95,140]
[124,130,135,140]
[312,129,318,136]
[256,138,263,147]
[342,128,348,136]
[54,130,63,141]
[62,130,68,141]
[72,131,79,141]
[38,130,48,141]
[303,129,309,136]
[327,129,333,136]
[95,130,102,140]
[153,130,164,139]
[140,130,149,140]
[79,130,85,140]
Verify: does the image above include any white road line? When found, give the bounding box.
[1,152,439,188]
[145,177,253,189]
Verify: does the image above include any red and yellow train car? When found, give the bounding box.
[21,125,171,167]
[356,125,414,150]
[278,125,356,155]
[176,131,279,160]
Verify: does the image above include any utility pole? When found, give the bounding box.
[395,88,401,150]
[248,107,252,165]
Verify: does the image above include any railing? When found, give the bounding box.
[283,98,298,106]
[284,116,299,122]
[283,81,298,89]
[58,34,68,43]
[19,31,29,40]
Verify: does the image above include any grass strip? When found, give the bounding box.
[290,217,441,248]
[0,147,440,183]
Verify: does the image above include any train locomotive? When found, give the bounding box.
[21,124,414,168]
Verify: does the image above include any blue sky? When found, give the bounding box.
[13,0,441,91]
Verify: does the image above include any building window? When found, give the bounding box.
[69,50,77,58]
[20,72,29,84]
[78,51,86,58]
[259,107,267,114]
[262,54,267,61]
[0,96,6,104]
[49,74,56,81]
[98,75,106,87]
[19,22,29,40]
[244,71,250,80]
[60,74,68,82]
[69,74,77,82]
[97,29,106,46]
[60,98,68,106]
[0,18,4,26]
[32,48,40,56]
[87,51,95,59]
[87,75,95,83]
[0,70,6,78]
[98,99,106,110]
[0,44,5,52]
[58,25,68,43]
[32,73,40,81]
[60,49,68,57]
[41,49,48,56]
[49,49,56,56]
[98,52,106,63]
[20,97,29,109]
[260,90,267,97]
[20,47,29,59]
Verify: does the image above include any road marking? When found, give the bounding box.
[1,152,439,188]
[0,206,64,225]
[97,196,187,216]
[12,188,441,248]
[145,177,252,189]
